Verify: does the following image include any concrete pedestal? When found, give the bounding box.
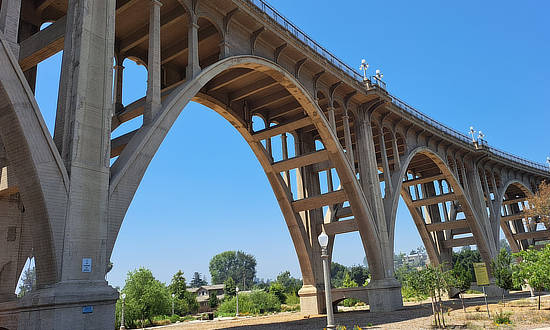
[298,284,324,315]
[365,278,403,312]
[0,281,118,330]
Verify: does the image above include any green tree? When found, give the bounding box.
[330,262,348,288]
[500,239,512,254]
[224,277,236,297]
[275,271,302,294]
[452,261,472,312]
[209,251,257,289]
[118,268,171,327]
[269,282,286,304]
[209,292,219,309]
[189,271,207,287]
[168,270,199,315]
[348,265,370,286]
[512,246,550,310]
[491,248,513,305]
[17,267,36,298]
[452,248,481,280]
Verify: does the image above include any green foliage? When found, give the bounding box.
[512,245,550,309]
[216,290,281,316]
[395,263,416,284]
[284,292,300,305]
[500,239,512,254]
[492,248,513,291]
[209,251,257,289]
[224,277,236,297]
[275,271,302,294]
[342,272,358,288]
[168,270,198,315]
[208,292,219,308]
[189,271,207,287]
[330,262,369,288]
[493,310,512,325]
[452,248,481,280]
[17,266,36,298]
[452,260,472,292]
[269,282,286,304]
[117,268,171,328]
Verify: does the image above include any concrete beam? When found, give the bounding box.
[253,117,312,141]
[402,174,446,187]
[272,150,329,173]
[410,192,456,207]
[230,77,278,103]
[501,213,525,222]
[513,230,550,241]
[110,130,137,158]
[425,219,469,232]
[441,236,476,249]
[335,206,353,219]
[503,197,528,205]
[323,219,358,235]
[18,16,66,71]
[292,189,348,213]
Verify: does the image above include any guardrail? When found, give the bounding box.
[244,0,549,173]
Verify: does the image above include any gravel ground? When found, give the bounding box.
[150,291,550,329]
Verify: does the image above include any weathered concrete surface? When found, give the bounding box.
[0,0,549,328]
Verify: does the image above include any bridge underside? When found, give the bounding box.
[0,0,548,329]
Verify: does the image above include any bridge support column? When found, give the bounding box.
[20,1,120,329]
[0,0,21,57]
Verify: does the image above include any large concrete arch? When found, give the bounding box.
[390,146,494,266]
[0,35,68,287]
[106,55,387,297]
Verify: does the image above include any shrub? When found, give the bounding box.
[217,290,281,315]
[285,293,300,305]
[269,282,286,304]
[493,310,512,325]
[169,314,180,323]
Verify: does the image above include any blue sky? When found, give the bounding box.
[32,1,549,288]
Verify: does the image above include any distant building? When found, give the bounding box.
[187,284,225,313]
[402,253,428,266]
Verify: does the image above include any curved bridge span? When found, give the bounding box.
[0,0,548,328]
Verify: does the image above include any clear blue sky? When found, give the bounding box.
[32,0,549,288]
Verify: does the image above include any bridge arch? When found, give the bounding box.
[107,55,387,297]
[390,146,493,266]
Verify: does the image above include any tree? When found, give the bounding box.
[526,180,550,227]
[500,239,512,254]
[275,271,302,294]
[452,248,481,280]
[189,271,207,288]
[119,268,171,327]
[452,261,472,312]
[209,292,219,309]
[491,248,513,306]
[348,265,370,287]
[512,245,550,310]
[330,262,347,288]
[269,282,286,304]
[17,267,36,298]
[209,251,257,289]
[168,270,199,315]
[224,277,236,297]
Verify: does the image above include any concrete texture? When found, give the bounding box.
[0,0,548,328]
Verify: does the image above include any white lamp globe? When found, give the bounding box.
[318,231,329,249]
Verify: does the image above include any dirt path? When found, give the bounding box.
[152,292,550,329]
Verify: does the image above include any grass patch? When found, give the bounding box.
[493,310,512,325]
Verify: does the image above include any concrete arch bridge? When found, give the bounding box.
[0,0,548,328]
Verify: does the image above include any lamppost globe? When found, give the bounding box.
[318,231,329,249]
[236,287,239,293]
[121,293,126,300]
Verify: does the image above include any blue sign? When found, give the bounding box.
[82,306,93,314]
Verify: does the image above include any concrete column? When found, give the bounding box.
[0,0,21,57]
[113,58,125,114]
[143,0,163,125]
[342,107,354,168]
[327,106,336,132]
[186,11,201,79]
[37,1,119,328]
[423,182,452,267]
[281,133,291,191]
[378,125,392,197]
[391,131,400,170]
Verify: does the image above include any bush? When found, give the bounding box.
[269,282,286,304]
[217,290,281,316]
[284,293,300,305]
[494,310,512,325]
[169,314,180,323]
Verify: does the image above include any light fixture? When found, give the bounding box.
[318,231,329,249]
[359,59,369,81]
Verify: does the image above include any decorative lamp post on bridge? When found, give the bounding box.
[359,59,369,82]
[318,231,335,329]
[546,157,550,171]
[120,293,126,330]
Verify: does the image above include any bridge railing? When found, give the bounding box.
[245,0,549,173]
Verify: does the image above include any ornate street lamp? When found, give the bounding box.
[235,286,240,317]
[120,293,126,330]
[171,293,175,315]
[546,157,550,171]
[468,126,476,143]
[359,59,369,82]
[318,231,335,329]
